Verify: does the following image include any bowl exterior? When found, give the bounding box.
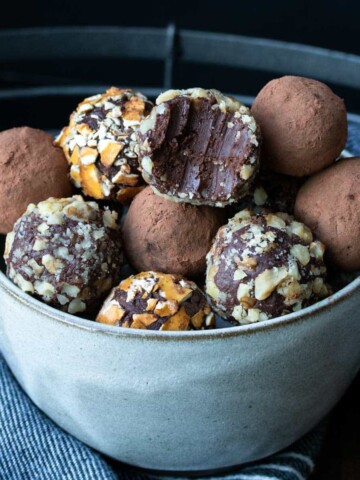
[0,282,359,472]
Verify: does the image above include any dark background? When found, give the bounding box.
[0,0,357,54]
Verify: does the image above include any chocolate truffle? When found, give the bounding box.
[295,157,360,271]
[251,76,347,177]
[122,187,225,277]
[0,127,73,234]
[96,271,215,330]
[235,169,302,215]
[4,196,123,314]
[55,87,153,203]
[136,88,261,207]
[206,209,331,325]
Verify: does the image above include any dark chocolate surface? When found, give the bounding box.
[214,222,324,320]
[140,95,260,205]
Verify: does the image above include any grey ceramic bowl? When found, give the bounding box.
[0,265,359,473]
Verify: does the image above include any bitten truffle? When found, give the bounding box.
[251,76,347,177]
[55,87,153,203]
[295,157,360,271]
[136,88,261,206]
[122,187,225,277]
[96,271,215,330]
[206,209,330,325]
[4,196,123,314]
[0,127,73,234]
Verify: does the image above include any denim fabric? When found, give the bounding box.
[1,121,359,480]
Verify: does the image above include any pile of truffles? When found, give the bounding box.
[1,78,359,330]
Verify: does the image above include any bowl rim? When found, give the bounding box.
[0,269,359,341]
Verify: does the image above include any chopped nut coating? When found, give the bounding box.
[96,271,215,331]
[206,209,331,325]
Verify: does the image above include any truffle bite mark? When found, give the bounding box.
[137,88,261,207]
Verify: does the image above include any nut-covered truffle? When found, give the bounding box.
[122,187,225,277]
[4,196,124,314]
[206,209,331,325]
[235,169,302,215]
[96,271,215,330]
[0,127,73,234]
[55,87,153,203]
[295,157,360,271]
[136,88,261,207]
[251,76,347,177]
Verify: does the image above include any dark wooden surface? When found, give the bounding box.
[311,374,360,479]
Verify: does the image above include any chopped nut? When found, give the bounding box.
[98,140,123,167]
[103,209,118,229]
[312,277,330,297]
[28,258,44,276]
[4,232,15,259]
[70,145,80,166]
[240,164,254,180]
[80,163,105,199]
[309,241,325,259]
[68,298,86,314]
[265,213,286,229]
[146,298,158,311]
[253,187,268,206]
[154,299,179,317]
[131,313,157,328]
[288,221,313,243]
[112,171,139,186]
[237,283,252,301]
[234,269,248,281]
[15,274,34,293]
[122,96,146,122]
[191,311,206,329]
[290,244,310,265]
[254,267,288,300]
[157,274,193,303]
[37,223,50,234]
[79,146,98,165]
[33,239,48,251]
[34,281,55,297]
[61,284,81,298]
[76,123,92,136]
[42,254,64,274]
[97,302,125,326]
[160,306,190,331]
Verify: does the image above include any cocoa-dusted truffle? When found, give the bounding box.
[4,196,123,314]
[96,271,215,330]
[122,187,225,277]
[55,87,153,203]
[251,76,347,177]
[0,127,73,234]
[295,157,360,271]
[136,88,261,207]
[206,209,331,325]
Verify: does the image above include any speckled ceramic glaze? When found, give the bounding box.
[0,269,359,473]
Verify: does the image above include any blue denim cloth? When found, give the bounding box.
[1,121,359,480]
